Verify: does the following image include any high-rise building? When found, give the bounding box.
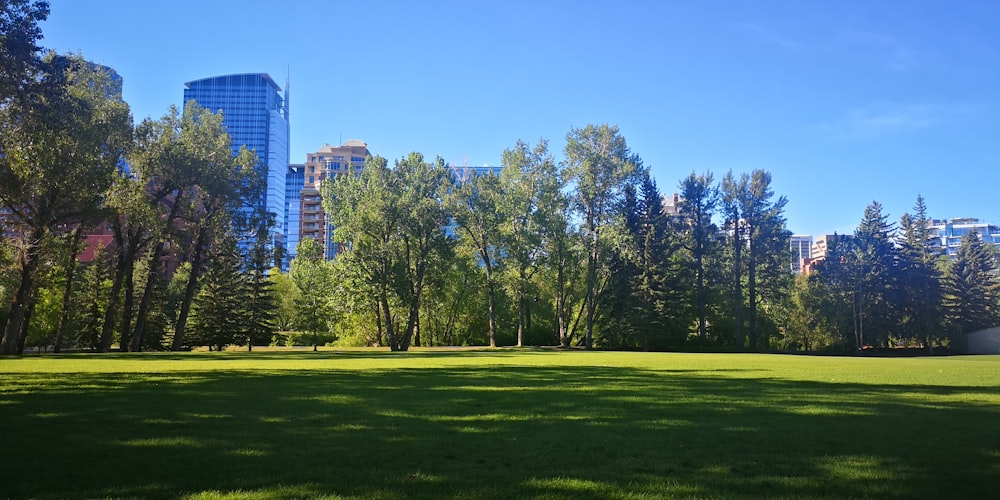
[928,218,1000,257]
[300,141,370,259]
[790,235,812,274]
[285,164,305,261]
[182,73,289,263]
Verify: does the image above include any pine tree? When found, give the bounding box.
[241,215,278,351]
[943,231,1000,335]
[678,171,719,346]
[852,201,898,350]
[896,195,943,350]
[189,237,243,351]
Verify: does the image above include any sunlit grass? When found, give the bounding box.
[1,350,998,499]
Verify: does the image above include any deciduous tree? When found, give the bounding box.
[0,55,130,354]
[564,124,640,348]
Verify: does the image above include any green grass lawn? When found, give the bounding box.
[2,349,998,499]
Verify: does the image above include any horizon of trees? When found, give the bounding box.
[3,1,999,355]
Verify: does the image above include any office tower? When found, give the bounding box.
[790,235,812,274]
[285,164,304,261]
[183,73,289,263]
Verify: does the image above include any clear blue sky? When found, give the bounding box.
[41,0,1000,237]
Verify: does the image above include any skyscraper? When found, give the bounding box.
[183,73,290,262]
[285,164,304,261]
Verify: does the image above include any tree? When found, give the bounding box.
[325,153,451,351]
[499,139,560,347]
[678,171,719,346]
[809,233,856,351]
[241,215,278,351]
[564,124,640,348]
[0,55,131,354]
[290,238,334,351]
[448,169,504,347]
[896,195,943,350]
[166,103,259,351]
[851,201,898,351]
[269,267,300,332]
[189,235,243,351]
[720,170,789,350]
[0,0,49,103]
[943,231,1000,335]
[720,172,747,349]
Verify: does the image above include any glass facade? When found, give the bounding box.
[285,164,304,262]
[183,73,290,264]
[929,219,1000,257]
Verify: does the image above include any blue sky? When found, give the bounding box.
[41,0,1000,237]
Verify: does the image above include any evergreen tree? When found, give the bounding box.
[189,236,244,351]
[896,195,943,350]
[720,170,789,350]
[678,171,719,346]
[810,233,856,351]
[943,231,1000,335]
[242,216,278,351]
[852,201,898,350]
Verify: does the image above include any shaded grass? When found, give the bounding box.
[1,350,999,499]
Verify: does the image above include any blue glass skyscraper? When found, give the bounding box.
[285,164,304,261]
[183,73,289,263]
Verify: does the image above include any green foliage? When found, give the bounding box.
[678,171,720,346]
[268,267,299,332]
[720,170,791,351]
[0,0,49,101]
[289,238,336,350]
[0,53,131,354]
[943,231,1000,335]
[189,237,244,351]
[324,153,452,351]
[565,124,641,348]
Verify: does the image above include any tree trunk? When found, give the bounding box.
[731,221,744,351]
[54,228,85,353]
[486,263,497,348]
[584,233,598,349]
[747,232,758,351]
[99,248,125,352]
[697,244,708,346]
[119,255,135,351]
[372,300,383,347]
[556,238,569,348]
[129,241,164,352]
[381,289,397,351]
[132,191,182,352]
[172,228,207,351]
[1,226,45,355]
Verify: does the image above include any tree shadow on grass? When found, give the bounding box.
[1,366,998,499]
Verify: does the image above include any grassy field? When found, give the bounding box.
[1,349,998,499]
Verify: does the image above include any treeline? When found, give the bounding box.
[790,197,1000,352]
[284,127,795,352]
